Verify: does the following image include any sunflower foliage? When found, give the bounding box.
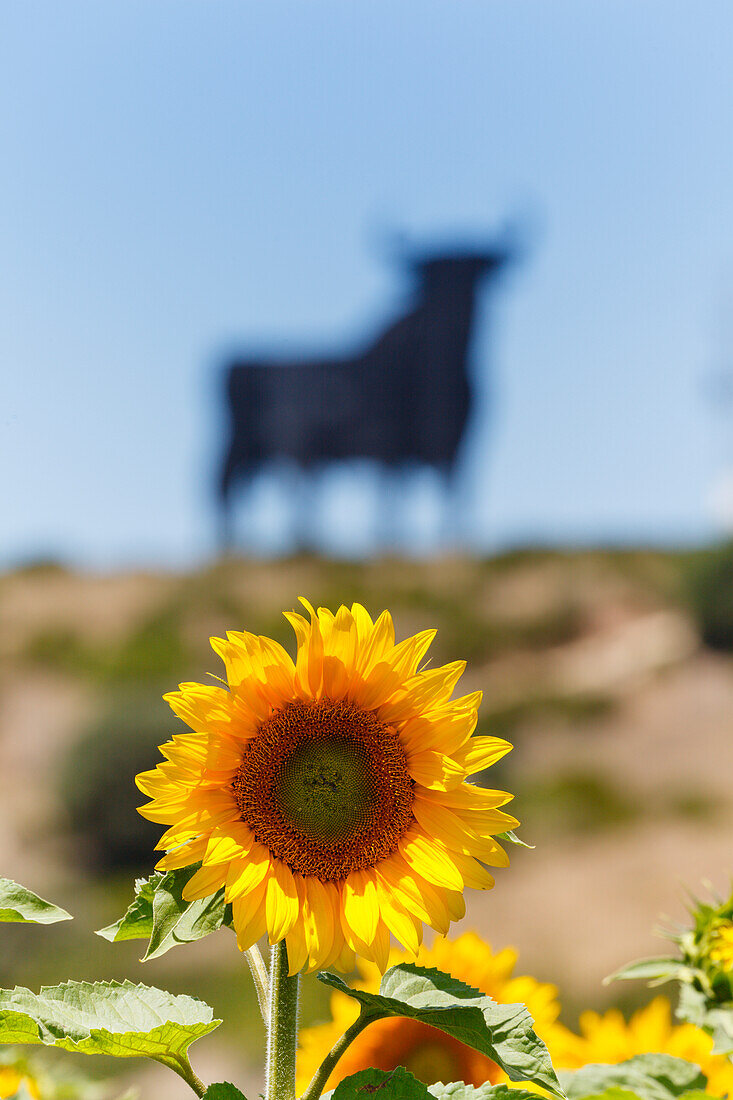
[318,964,562,1097]
[0,877,222,1096]
[95,864,232,960]
[0,879,72,926]
[320,1058,723,1100]
[323,1068,549,1099]
[325,1067,548,1098]
[560,1053,710,1100]
[607,886,733,1057]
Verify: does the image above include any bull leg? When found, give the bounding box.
[374,465,404,550]
[439,463,465,550]
[287,466,318,553]
[217,442,241,554]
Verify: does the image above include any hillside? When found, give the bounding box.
[1,549,731,1096]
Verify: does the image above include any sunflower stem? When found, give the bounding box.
[300,1012,378,1100]
[266,940,300,1100]
[245,944,270,1022]
[169,1055,207,1097]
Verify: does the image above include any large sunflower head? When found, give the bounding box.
[297,932,562,1092]
[136,600,517,974]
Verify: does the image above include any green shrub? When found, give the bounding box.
[685,541,733,651]
[57,688,174,872]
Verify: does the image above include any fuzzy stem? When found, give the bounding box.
[245,944,270,1022]
[265,940,300,1100]
[165,1056,207,1097]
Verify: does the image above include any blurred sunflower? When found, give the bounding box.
[296,932,561,1092]
[137,601,517,973]
[548,997,733,1097]
[0,1062,39,1098]
[710,922,733,972]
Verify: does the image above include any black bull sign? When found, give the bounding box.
[217,242,515,546]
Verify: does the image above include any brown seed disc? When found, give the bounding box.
[231,698,415,880]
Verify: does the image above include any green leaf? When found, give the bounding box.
[96,866,230,960]
[326,1074,545,1100]
[0,878,72,924]
[604,958,694,987]
[329,1067,431,1098]
[429,1086,545,1100]
[318,964,564,1099]
[0,1007,44,1045]
[202,1085,249,1100]
[675,985,708,1028]
[95,875,157,943]
[675,986,733,1055]
[0,979,220,1082]
[563,1090,642,1100]
[495,830,534,850]
[561,1054,707,1100]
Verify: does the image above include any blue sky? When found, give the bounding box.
[2,0,733,565]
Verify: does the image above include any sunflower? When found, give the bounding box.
[548,997,733,1097]
[296,932,561,1092]
[0,1063,39,1099]
[136,601,517,974]
[710,923,733,972]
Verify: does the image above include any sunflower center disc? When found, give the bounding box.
[276,739,374,842]
[231,698,415,880]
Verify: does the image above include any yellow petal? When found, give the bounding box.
[313,882,345,971]
[376,854,451,935]
[412,794,483,854]
[369,918,391,972]
[181,862,227,901]
[452,736,513,774]
[231,879,269,950]
[332,936,357,973]
[354,609,395,675]
[155,835,208,871]
[322,655,350,700]
[437,783,515,811]
[290,599,324,699]
[412,794,517,857]
[398,710,477,756]
[350,602,374,641]
[303,876,336,972]
[266,859,300,942]
[286,920,309,976]
[164,684,233,735]
[375,877,422,957]
[378,662,467,725]
[225,843,272,900]
[203,822,254,866]
[325,605,357,667]
[342,869,380,945]
[399,831,464,891]
[442,887,467,922]
[447,849,496,890]
[285,876,309,975]
[407,750,467,791]
[388,629,437,679]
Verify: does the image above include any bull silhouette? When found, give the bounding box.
[217,237,516,548]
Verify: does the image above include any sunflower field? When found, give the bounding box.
[1,550,732,1099]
